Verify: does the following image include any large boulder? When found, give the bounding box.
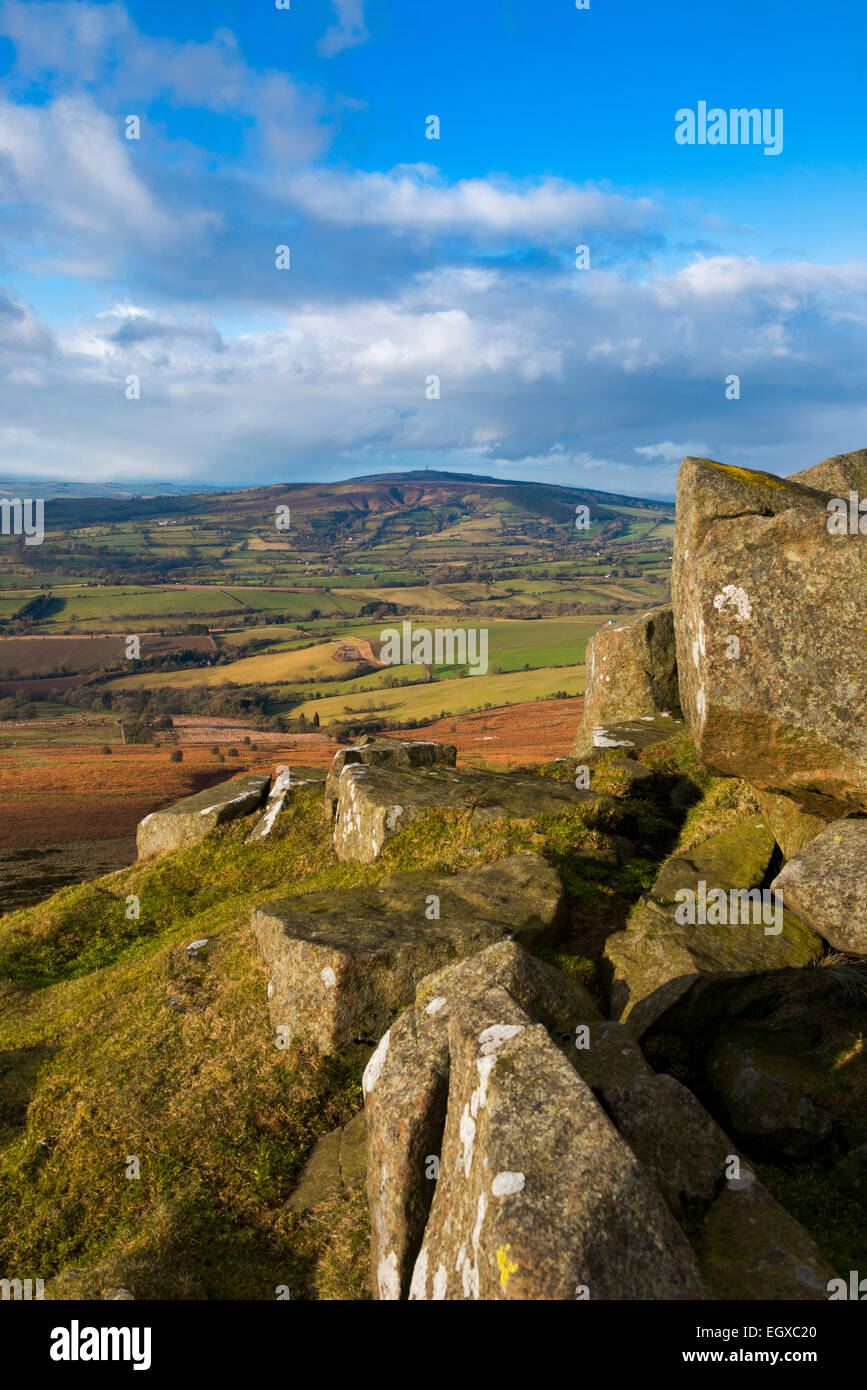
[333,764,604,864]
[252,854,567,1054]
[705,1024,834,1158]
[326,736,457,816]
[365,943,704,1301]
[136,773,270,859]
[365,940,838,1300]
[771,818,867,953]
[672,457,867,817]
[572,607,680,758]
[606,815,823,1036]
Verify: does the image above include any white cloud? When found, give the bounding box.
[317,0,369,57]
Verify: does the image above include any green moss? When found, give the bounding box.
[754,1159,867,1276]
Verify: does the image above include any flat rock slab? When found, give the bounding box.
[606,815,823,1036]
[672,456,867,817]
[137,774,270,859]
[252,854,567,1054]
[334,763,603,863]
[573,606,680,755]
[771,818,867,953]
[326,736,456,811]
[285,1111,367,1213]
[574,713,686,762]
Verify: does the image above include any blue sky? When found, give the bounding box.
[0,0,865,499]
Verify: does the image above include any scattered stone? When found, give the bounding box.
[326,736,457,816]
[672,456,867,818]
[285,1111,368,1214]
[186,937,209,958]
[699,1167,837,1300]
[253,855,568,1053]
[606,816,823,1036]
[136,774,270,859]
[573,607,680,757]
[771,819,867,953]
[333,763,605,863]
[102,1287,135,1301]
[705,1025,834,1158]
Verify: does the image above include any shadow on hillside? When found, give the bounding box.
[0,1043,59,1145]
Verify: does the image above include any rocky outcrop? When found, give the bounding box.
[605,815,823,1036]
[364,941,837,1300]
[136,773,270,859]
[333,763,604,864]
[326,735,457,816]
[252,854,567,1053]
[572,607,680,759]
[671,456,867,818]
[771,819,867,953]
[365,942,704,1301]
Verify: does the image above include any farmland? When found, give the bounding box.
[0,469,673,909]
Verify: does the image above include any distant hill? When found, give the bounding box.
[39,469,675,530]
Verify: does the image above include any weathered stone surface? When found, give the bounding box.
[771,819,867,953]
[606,816,823,1036]
[366,941,705,1300]
[253,854,567,1053]
[574,713,685,763]
[366,942,605,1299]
[755,789,830,861]
[706,1025,834,1158]
[245,772,323,843]
[326,736,457,814]
[136,773,270,859]
[602,1072,733,1218]
[408,1004,705,1300]
[789,447,867,497]
[285,1110,367,1213]
[573,607,680,758]
[833,1142,867,1205]
[672,456,867,817]
[334,763,604,863]
[699,1166,837,1300]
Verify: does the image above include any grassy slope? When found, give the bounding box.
[1,735,863,1298]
